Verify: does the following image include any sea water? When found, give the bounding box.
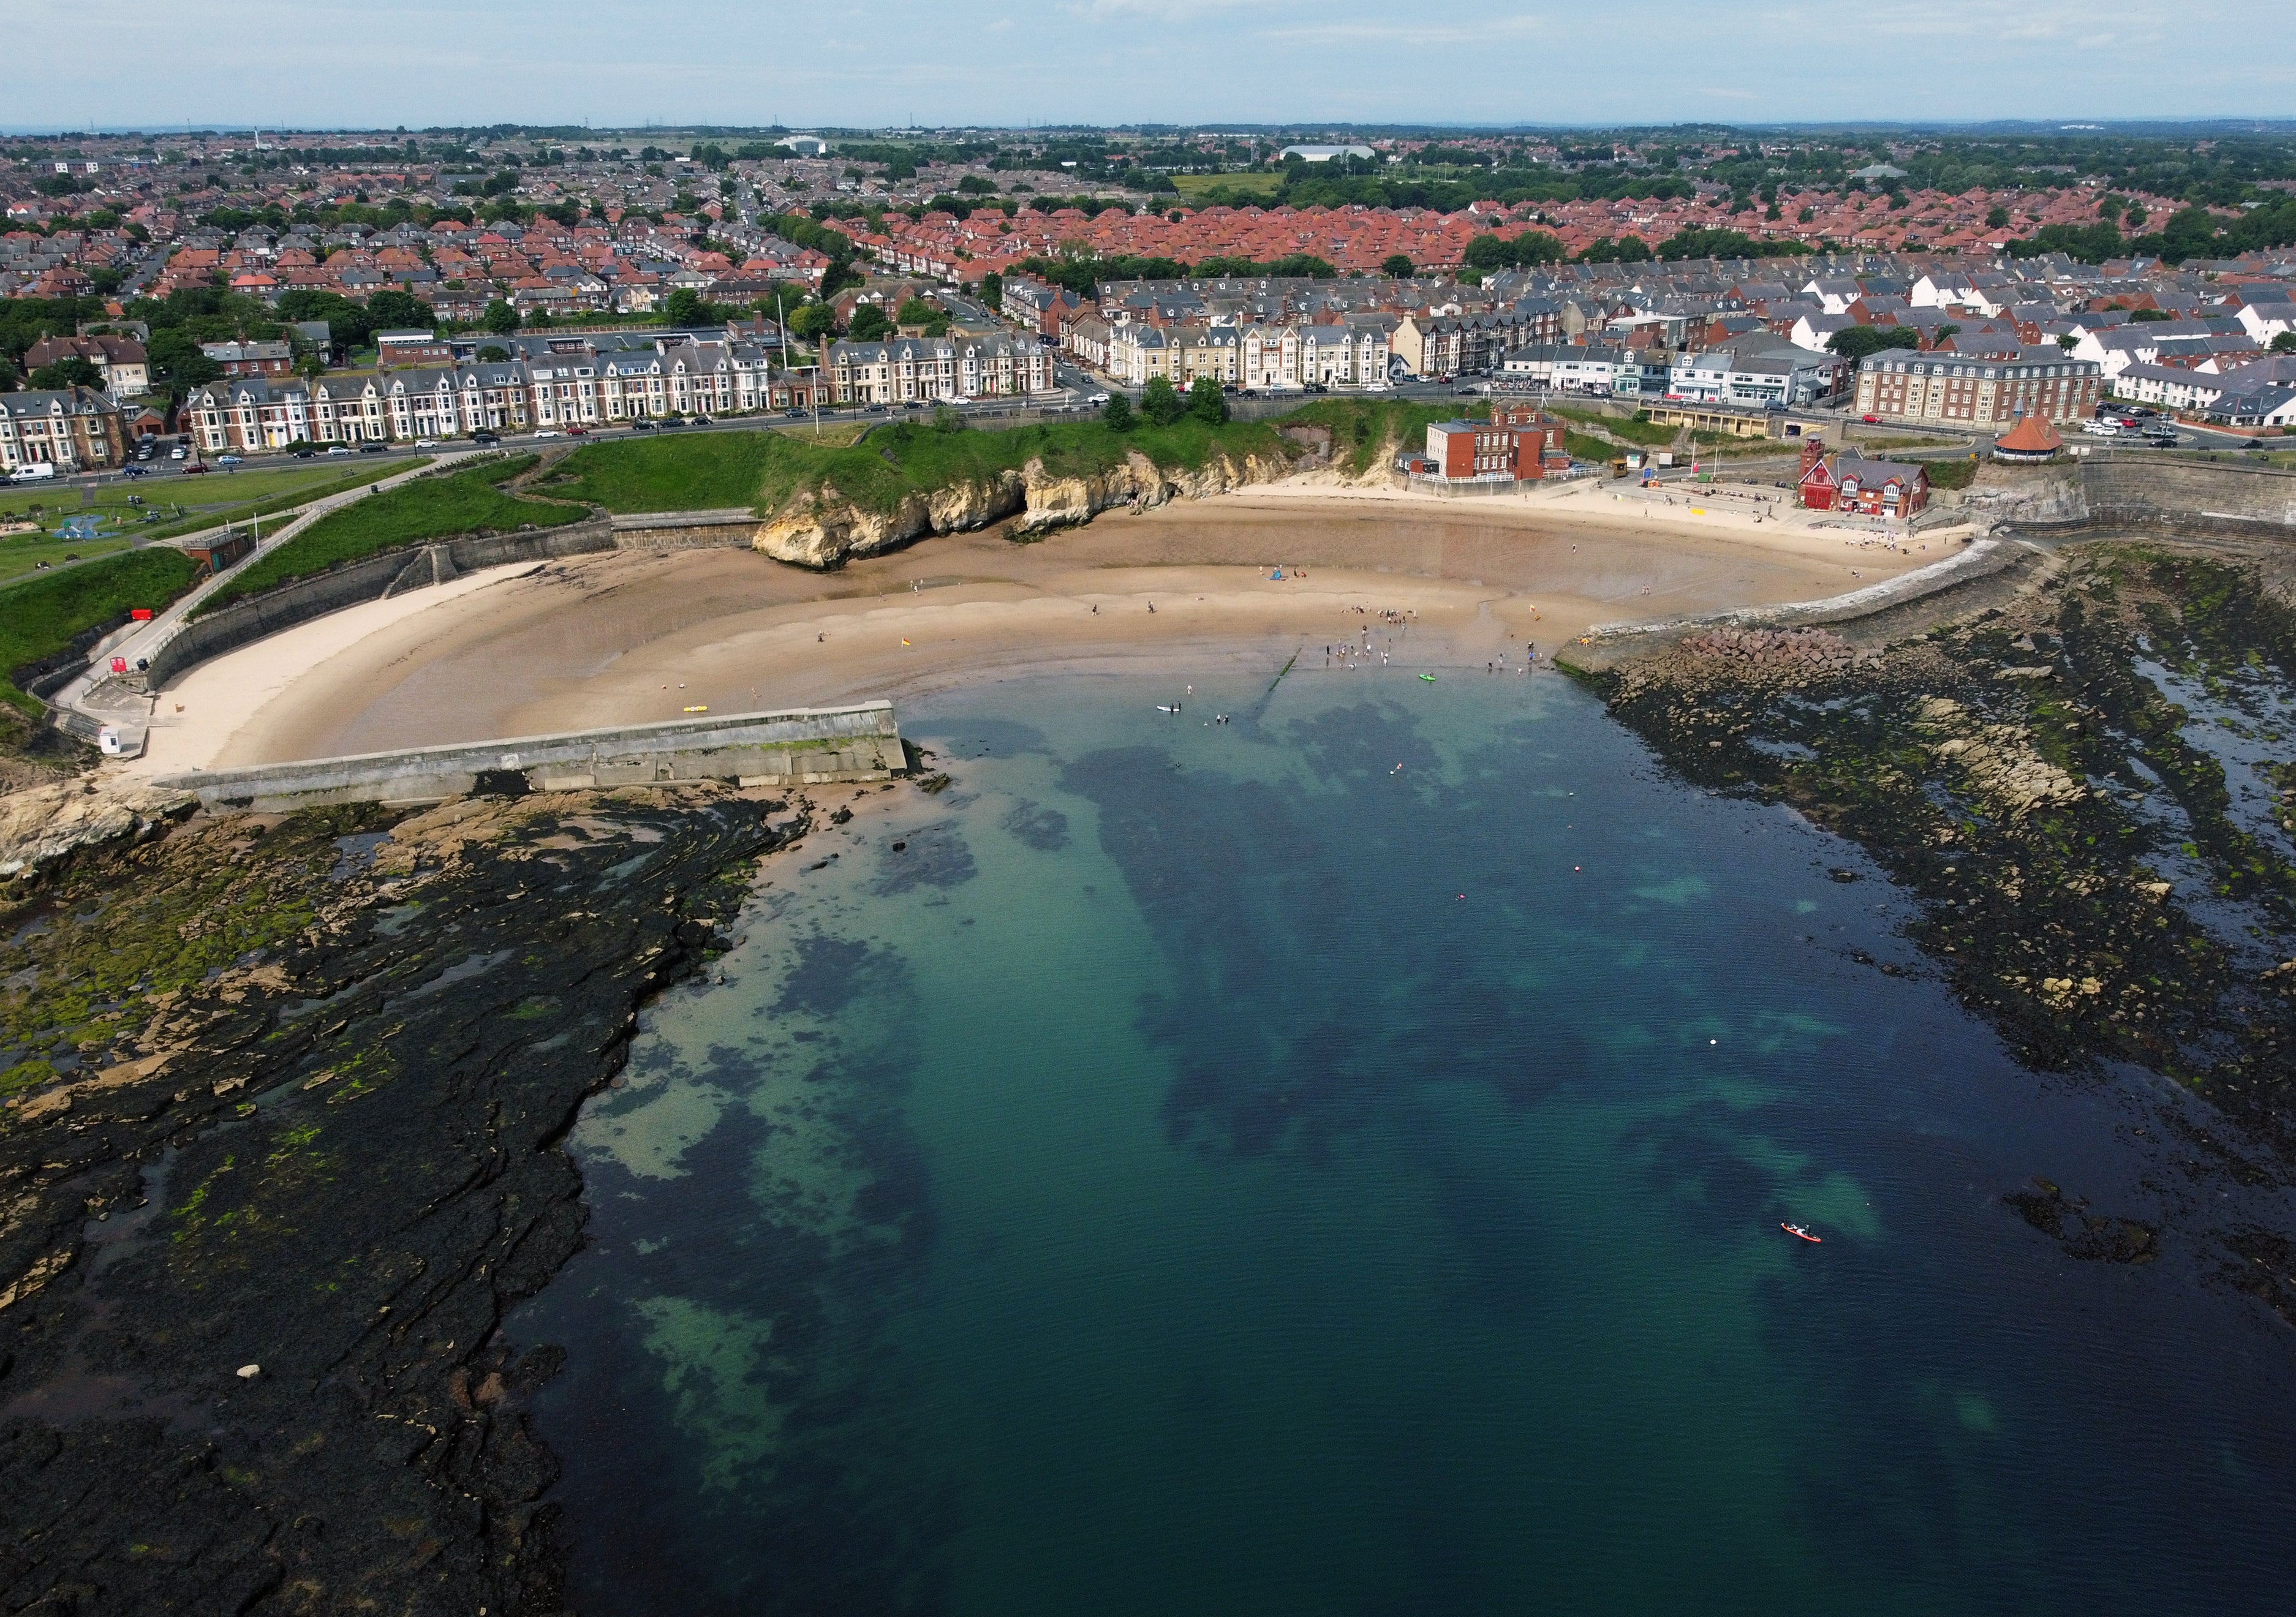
[513,669,2296,1617]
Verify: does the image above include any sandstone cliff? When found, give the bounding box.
[750,439,1314,568]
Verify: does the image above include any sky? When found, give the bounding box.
[7,0,2294,132]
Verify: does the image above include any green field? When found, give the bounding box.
[548,414,1301,521]
[1172,172,1283,199]
[0,548,201,712]
[195,458,585,615]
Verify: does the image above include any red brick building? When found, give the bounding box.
[1424,402,1566,481]
[1797,439,1929,516]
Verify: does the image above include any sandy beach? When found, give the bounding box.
[126,481,1940,776]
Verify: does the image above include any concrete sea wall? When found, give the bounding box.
[2077,457,2296,535]
[157,703,905,812]
[145,521,620,690]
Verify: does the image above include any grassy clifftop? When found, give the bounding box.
[547,412,1311,519]
[1,548,201,715]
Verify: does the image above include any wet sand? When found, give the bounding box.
[130,491,1933,775]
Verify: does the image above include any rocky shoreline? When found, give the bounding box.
[1571,538,2296,1316]
[0,783,813,1612]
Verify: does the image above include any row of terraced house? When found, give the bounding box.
[182,334,828,450]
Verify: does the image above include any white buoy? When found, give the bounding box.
[236,1364,261,1380]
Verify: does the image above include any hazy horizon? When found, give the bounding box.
[9,0,2292,132]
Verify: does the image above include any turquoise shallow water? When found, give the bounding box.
[515,669,2296,1616]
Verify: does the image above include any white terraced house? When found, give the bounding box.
[182,336,796,450]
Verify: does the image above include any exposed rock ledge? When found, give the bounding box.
[751,445,1297,568]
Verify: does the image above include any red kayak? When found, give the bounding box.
[1781,1223,1822,1243]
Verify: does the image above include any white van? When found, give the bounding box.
[9,462,56,482]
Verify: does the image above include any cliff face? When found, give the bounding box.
[751,442,1308,569]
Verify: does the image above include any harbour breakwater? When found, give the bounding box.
[157,703,905,812]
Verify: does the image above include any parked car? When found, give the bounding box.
[1860,414,1881,424]
[289,444,318,458]
[121,465,148,479]
[327,444,353,456]
[565,425,589,437]
[691,415,711,425]
[629,420,653,431]
[359,441,389,453]
[414,438,440,448]
[472,431,500,445]
[170,446,187,460]
[216,454,243,466]
[533,429,561,439]
[865,404,886,413]
[783,408,805,418]
[183,462,208,474]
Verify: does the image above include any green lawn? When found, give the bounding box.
[546,415,1302,519]
[0,535,135,586]
[0,548,200,712]
[137,462,431,544]
[195,457,585,615]
[0,462,369,527]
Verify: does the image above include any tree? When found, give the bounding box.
[481,298,520,336]
[1140,374,1184,426]
[1381,254,1415,279]
[978,271,1004,311]
[28,355,104,390]
[1985,205,2011,230]
[295,353,327,381]
[847,304,893,342]
[145,328,221,394]
[1187,375,1228,425]
[1102,390,1134,430]
[365,289,432,331]
[1827,325,1922,362]
[787,303,835,343]
[2272,331,2296,354]
[932,405,966,434]
[662,287,708,327]
[477,344,512,362]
